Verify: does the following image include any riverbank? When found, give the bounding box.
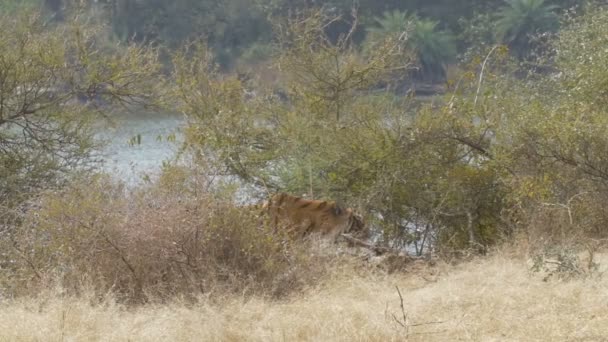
[2,252,606,341]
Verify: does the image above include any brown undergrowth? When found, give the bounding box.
[0,173,355,304]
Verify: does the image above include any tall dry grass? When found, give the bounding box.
[0,173,340,303]
[1,252,607,341]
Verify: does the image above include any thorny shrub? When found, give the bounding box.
[0,173,337,304]
[531,244,601,282]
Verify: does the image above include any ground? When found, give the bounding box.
[1,251,607,341]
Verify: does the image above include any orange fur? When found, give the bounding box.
[265,193,364,240]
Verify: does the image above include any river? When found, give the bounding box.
[97,112,185,185]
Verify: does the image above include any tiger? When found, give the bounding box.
[263,192,365,241]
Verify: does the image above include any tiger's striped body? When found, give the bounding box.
[264,193,365,241]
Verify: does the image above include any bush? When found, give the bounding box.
[1,173,335,303]
[530,244,600,281]
[0,8,161,207]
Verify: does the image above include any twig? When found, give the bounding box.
[392,314,407,329]
[10,242,43,280]
[395,286,408,329]
[474,45,499,108]
[340,233,403,255]
[391,286,447,336]
[408,320,446,327]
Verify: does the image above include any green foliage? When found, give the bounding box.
[6,1,608,265]
[238,42,275,66]
[0,8,162,206]
[50,0,592,72]
[173,9,506,253]
[410,18,457,80]
[173,10,413,195]
[367,9,412,35]
[513,8,608,240]
[554,6,608,108]
[495,0,560,57]
[458,11,498,61]
[0,0,39,13]
[171,42,281,187]
[366,10,456,81]
[438,5,608,245]
[109,0,272,68]
[531,245,599,281]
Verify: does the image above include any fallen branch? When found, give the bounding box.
[340,233,427,259]
[340,233,395,255]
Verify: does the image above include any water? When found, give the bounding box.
[97,112,185,185]
[95,112,258,203]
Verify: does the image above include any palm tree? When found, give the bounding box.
[496,0,559,57]
[410,19,457,81]
[367,9,412,37]
[367,10,456,82]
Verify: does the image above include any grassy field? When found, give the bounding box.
[1,251,607,341]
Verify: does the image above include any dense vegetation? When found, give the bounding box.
[30,0,584,69]
[1,0,608,304]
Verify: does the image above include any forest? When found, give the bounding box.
[1,0,608,340]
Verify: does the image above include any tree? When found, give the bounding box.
[498,5,608,240]
[172,9,413,199]
[171,9,504,253]
[106,0,272,68]
[421,4,608,247]
[495,0,559,57]
[0,9,162,206]
[410,18,457,81]
[366,10,456,81]
[367,9,412,35]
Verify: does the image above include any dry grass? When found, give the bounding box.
[2,252,607,341]
[1,174,336,302]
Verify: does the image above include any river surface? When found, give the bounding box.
[97,112,185,185]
